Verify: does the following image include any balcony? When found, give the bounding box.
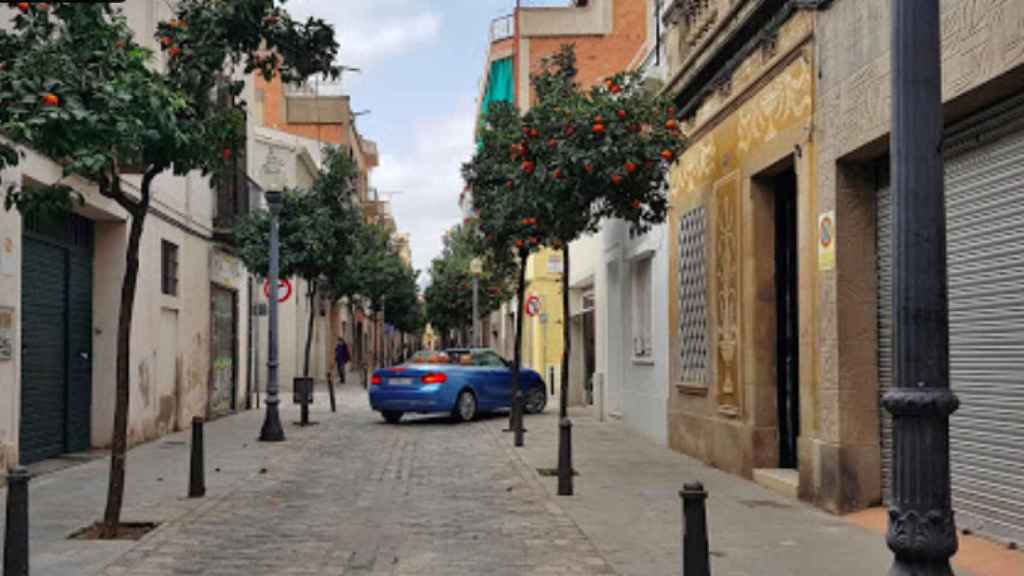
[213,166,262,245]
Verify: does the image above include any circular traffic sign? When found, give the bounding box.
[525,295,541,317]
[263,278,293,303]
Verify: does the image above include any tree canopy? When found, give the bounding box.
[0,0,341,536]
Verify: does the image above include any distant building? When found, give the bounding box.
[472,0,650,399]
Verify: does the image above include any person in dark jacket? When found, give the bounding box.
[335,337,350,384]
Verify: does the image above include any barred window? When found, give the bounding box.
[678,207,707,384]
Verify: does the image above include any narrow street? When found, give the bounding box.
[3,381,967,576]
[10,385,616,576]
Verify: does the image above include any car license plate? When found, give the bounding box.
[389,377,412,386]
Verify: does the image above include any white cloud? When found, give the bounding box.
[289,0,442,66]
[372,103,476,273]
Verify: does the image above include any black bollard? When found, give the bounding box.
[327,372,337,413]
[513,393,525,448]
[557,418,573,496]
[189,417,205,498]
[680,482,710,576]
[300,388,310,426]
[4,467,30,576]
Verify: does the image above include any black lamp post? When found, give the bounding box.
[883,1,959,574]
[259,160,286,442]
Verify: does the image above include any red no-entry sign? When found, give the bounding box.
[262,278,293,303]
[525,295,541,317]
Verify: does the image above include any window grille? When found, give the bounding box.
[678,206,707,384]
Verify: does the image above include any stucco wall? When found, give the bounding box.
[809,0,1024,513]
[0,160,22,469]
[665,10,816,479]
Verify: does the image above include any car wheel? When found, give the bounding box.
[382,411,403,424]
[524,387,547,414]
[452,390,477,423]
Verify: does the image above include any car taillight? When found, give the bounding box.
[371,374,382,385]
[421,372,447,384]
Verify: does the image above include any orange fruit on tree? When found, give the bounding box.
[554,168,564,180]
[592,123,606,135]
[660,149,674,161]
[41,93,59,107]
[625,161,637,174]
[611,174,623,186]
[515,239,525,248]
[617,109,627,120]
[529,128,540,138]
[521,160,535,174]
[16,3,29,13]
[631,199,642,209]
[169,47,182,59]
[161,36,173,47]
[665,119,679,130]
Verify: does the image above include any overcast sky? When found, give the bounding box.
[287,0,515,277]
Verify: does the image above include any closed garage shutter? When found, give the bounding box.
[20,214,93,464]
[877,94,1024,545]
[875,167,894,504]
[20,238,69,464]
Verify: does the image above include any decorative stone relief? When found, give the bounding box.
[670,139,718,199]
[737,55,812,153]
[714,173,741,416]
[683,10,813,136]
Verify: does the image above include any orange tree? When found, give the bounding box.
[463,100,550,442]
[467,46,685,474]
[0,1,339,536]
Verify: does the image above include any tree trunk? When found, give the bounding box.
[302,283,316,377]
[510,252,528,430]
[100,202,148,538]
[560,245,570,419]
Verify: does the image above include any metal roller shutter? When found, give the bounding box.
[19,214,93,464]
[19,239,69,464]
[875,168,894,504]
[877,95,1024,545]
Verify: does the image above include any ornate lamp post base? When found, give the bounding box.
[259,403,285,442]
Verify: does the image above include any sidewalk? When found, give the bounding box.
[0,397,324,576]
[3,387,1017,575]
[490,407,1015,576]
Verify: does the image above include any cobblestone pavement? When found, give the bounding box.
[96,386,616,576]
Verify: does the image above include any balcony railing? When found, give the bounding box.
[213,167,261,242]
[490,14,514,42]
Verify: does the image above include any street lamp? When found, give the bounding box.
[884,2,958,574]
[470,257,483,347]
[260,148,287,442]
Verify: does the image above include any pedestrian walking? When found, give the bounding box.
[335,337,350,384]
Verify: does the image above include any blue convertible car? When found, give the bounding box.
[369,348,548,423]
